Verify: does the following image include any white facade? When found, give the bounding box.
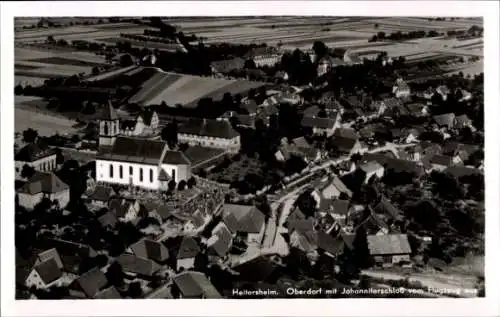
[177,257,195,271]
[15,154,57,179]
[18,189,70,210]
[253,55,280,67]
[178,133,241,153]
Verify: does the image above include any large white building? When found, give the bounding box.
[15,143,57,180]
[177,118,241,153]
[96,137,191,191]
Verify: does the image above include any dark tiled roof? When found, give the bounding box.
[317,231,345,255]
[33,258,62,285]
[162,151,191,165]
[18,172,69,195]
[158,169,171,181]
[116,253,161,277]
[301,116,335,129]
[405,103,426,115]
[89,185,115,202]
[15,143,56,162]
[455,114,472,126]
[383,97,403,109]
[94,286,122,299]
[183,146,227,167]
[331,200,350,216]
[97,137,167,165]
[208,223,233,257]
[244,46,280,59]
[367,234,412,255]
[335,128,358,139]
[48,238,98,258]
[329,136,358,153]
[240,99,258,114]
[178,118,240,139]
[445,166,482,178]
[108,197,137,218]
[36,248,63,269]
[130,238,169,262]
[222,204,265,234]
[173,271,222,298]
[433,113,456,128]
[97,210,118,228]
[72,268,108,298]
[430,154,454,167]
[374,196,401,219]
[100,100,119,121]
[120,120,136,130]
[177,236,201,259]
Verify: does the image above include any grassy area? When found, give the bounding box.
[26,57,102,67]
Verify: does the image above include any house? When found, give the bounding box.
[121,108,160,137]
[317,55,346,76]
[177,118,241,153]
[405,103,429,117]
[301,109,340,137]
[433,113,456,130]
[381,97,403,114]
[222,204,266,246]
[108,197,145,223]
[343,50,362,65]
[207,222,233,258]
[87,185,116,207]
[357,212,390,235]
[68,268,108,298]
[281,92,302,105]
[436,85,450,100]
[97,209,118,229]
[358,161,385,184]
[401,128,421,144]
[392,78,411,98]
[172,271,222,298]
[34,248,63,269]
[455,114,473,129]
[368,101,388,117]
[15,143,57,179]
[169,236,198,271]
[367,234,412,267]
[374,196,403,221]
[337,160,356,175]
[116,253,162,278]
[183,209,208,233]
[329,129,362,155]
[25,258,63,289]
[96,137,192,190]
[329,199,351,223]
[274,70,289,81]
[17,172,70,210]
[210,57,245,74]
[129,238,169,263]
[429,154,456,171]
[244,46,281,67]
[316,175,353,200]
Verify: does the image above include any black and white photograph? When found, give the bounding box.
[1,1,500,316]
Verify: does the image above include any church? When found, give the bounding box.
[96,103,191,191]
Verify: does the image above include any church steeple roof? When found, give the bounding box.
[100,100,119,121]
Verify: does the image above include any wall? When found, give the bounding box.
[96,159,160,190]
[392,254,411,264]
[18,192,43,210]
[177,257,195,271]
[25,269,47,289]
[15,154,57,179]
[178,134,241,153]
[49,189,70,208]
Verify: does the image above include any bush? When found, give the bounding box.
[177,180,187,191]
[187,176,197,189]
[168,180,177,191]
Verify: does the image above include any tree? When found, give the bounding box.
[244,59,256,69]
[21,164,36,179]
[128,281,143,298]
[119,54,134,67]
[352,226,372,269]
[187,176,197,189]
[161,121,178,148]
[168,180,177,191]
[177,180,187,191]
[14,84,24,95]
[91,66,100,76]
[22,128,38,143]
[312,41,328,59]
[105,262,124,287]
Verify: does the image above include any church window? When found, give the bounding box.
[119,165,123,179]
[150,169,153,183]
[109,164,114,178]
[171,169,176,181]
[129,166,133,175]
[104,122,109,135]
[139,168,143,182]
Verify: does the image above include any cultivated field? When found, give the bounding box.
[15,96,78,137]
[128,67,264,107]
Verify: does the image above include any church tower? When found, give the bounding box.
[98,101,120,147]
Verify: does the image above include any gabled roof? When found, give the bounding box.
[177,236,201,259]
[357,212,389,233]
[100,100,119,121]
[405,103,426,115]
[162,151,191,165]
[359,161,384,174]
[374,196,402,219]
[207,222,233,257]
[18,172,69,195]
[455,114,472,126]
[48,238,98,258]
[94,286,122,299]
[287,218,315,235]
[36,248,63,269]
[116,253,161,276]
[330,176,353,198]
[15,143,56,162]
[444,166,482,178]
[329,136,359,153]
[97,210,118,228]
[367,234,412,255]
[72,268,108,298]
[383,97,403,109]
[130,238,169,262]
[430,154,454,167]
[292,136,312,149]
[172,271,222,298]
[178,118,240,139]
[433,113,456,128]
[335,128,359,140]
[240,99,258,114]
[32,258,62,285]
[89,185,116,202]
[158,169,171,181]
[317,231,345,255]
[97,137,168,165]
[222,204,265,234]
[331,200,350,216]
[108,197,138,218]
[301,116,335,129]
